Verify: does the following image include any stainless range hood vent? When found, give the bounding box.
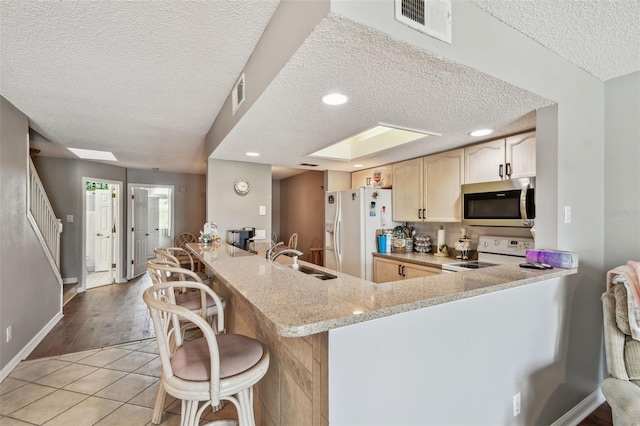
[395,0,452,44]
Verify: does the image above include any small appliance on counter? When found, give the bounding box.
[442,235,533,272]
[227,227,255,252]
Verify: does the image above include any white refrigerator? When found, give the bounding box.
[324,188,398,281]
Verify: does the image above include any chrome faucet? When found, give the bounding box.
[270,248,304,267]
[266,242,284,260]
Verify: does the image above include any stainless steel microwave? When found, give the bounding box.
[461,177,535,227]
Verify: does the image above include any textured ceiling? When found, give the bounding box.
[0,0,280,174]
[471,0,640,81]
[212,13,550,172]
[1,1,638,176]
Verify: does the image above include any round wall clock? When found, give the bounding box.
[234,179,250,195]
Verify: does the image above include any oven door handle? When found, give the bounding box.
[520,183,531,226]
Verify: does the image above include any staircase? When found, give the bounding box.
[27,157,63,285]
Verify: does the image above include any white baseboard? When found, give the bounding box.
[551,387,605,426]
[0,312,64,382]
[62,277,78,285]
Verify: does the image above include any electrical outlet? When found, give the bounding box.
[564,206,571,223]
[66,214,74,223]
[513,392,521,417]
[6,325,12,342]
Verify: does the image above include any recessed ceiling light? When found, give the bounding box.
[353,164,364,168]
[322,93,348,106]
[245,152,260,157]
[469,129,494,137]
[67,147,117,161]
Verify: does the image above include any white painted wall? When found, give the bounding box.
[329,278,570,425]
[604,71,640,271]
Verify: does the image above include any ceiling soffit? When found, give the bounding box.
[212,13,552,172]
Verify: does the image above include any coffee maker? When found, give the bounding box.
[227,227,255,251]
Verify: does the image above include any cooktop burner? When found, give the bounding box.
[442,261,499,272]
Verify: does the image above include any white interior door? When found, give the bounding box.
[133,187,149,277]
[147,196,160,257]
[94,189,112,272]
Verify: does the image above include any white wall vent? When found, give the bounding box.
[395,0,452,44]
[231,73,245,115]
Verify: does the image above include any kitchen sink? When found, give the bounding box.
[287,264,337,280]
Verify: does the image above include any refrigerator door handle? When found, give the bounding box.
[334,195,342,272]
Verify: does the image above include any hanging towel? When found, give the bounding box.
[607,261,640,340]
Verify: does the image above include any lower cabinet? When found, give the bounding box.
[373,257,441,283]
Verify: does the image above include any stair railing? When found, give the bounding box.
[27,157,63,283]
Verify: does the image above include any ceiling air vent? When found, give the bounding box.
[300,163,319,167]
[232,73,245,115]
[395,0,452,44]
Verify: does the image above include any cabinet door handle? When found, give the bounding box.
[401,265,406,277]
[499,164,504,178]
[422,208,426,219]
[398,264,402,276]
[506,162,512,177]
[418,209,422,219]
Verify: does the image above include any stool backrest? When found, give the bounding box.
[288,233,298,250]
[147,259,199,286]
[154,247,194,271]
[143,281,223,406]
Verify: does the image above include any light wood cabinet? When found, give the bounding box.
[392,150,464,222]
[424,148,464,222]
[373,257,441,283]
[351,166,392,188]
[505,131,536,179]
[392,158,423,221]
[464,131,536,183]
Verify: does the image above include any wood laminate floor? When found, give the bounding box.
[23,272,613,425]
[28,273,155,360]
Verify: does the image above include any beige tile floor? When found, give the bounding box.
[0,340,236,425]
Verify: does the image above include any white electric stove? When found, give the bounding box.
[442,235,534,272]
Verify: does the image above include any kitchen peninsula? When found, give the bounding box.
[188,242,576,425]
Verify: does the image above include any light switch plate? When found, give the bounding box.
[259,205,266,216]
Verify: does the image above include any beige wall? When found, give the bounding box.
[279,171,324,262]
[1,96,61,374]
[207,159,271,243]
[32,157,206,283]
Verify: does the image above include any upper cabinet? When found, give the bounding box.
[392,149,464,222]
[423,149,464,222]
[351,165,392,189]
[392,158,423,222]
[505,131,536,180]
[464,131,536,183]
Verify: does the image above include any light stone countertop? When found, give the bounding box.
[187,243,577,338]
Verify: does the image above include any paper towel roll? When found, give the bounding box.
[437,229,446,250]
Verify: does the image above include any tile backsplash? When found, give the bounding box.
[406,222,534,258]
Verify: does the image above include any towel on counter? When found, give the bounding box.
[607,261,640,340]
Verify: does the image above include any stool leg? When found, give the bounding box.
[151,381,166,424]
[181,399,199,426]
[237,387,256,426]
